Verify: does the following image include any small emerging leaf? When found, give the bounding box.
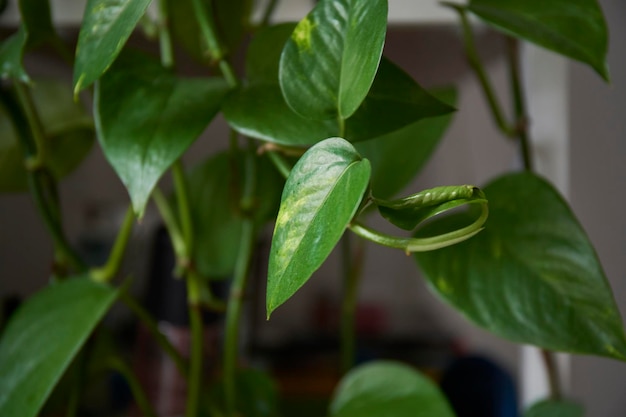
[330,361,455,417]
[415,172,626,359]
[267,138,370,316]
[279,0,388,120]
[377,185,486,231]
[467,0,609,80]
[0,278,118,417]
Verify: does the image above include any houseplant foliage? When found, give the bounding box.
[0,0,622,416]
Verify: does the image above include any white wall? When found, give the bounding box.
[569,1,626,415]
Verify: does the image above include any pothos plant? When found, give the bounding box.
[0,0,622,416]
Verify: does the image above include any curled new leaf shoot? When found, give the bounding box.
[350,185,488,253]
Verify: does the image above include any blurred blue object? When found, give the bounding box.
[441,355,518,417]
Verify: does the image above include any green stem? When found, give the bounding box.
[261,0,280,27]
[340,235,365,373]
[506,36,533,171]
[541,349,562,401]
[338,115,346,138]
[266,150,292,179]
[108,357,158,417]
[240,140,257,212]
[152,188,188,263]
[158,0,175,69]
[190,0,238,86]
[13,82,48,166]
[172,160,194,253]
[224,219,256,416]
[6,84,86,274]
[186,284,204,417]
[349,201,488,252]
[90,206,135,283]
[445,3,514,137]
[120,291,189,379]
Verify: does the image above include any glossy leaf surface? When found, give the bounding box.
[187,151,283,279]
[223,84,338,147]
[330,361,455,417]
[279,0,387,120]
[355,88,456,199]
[467,0,609,80]
[223,23,339,146]
[211,369,280,417]
[0,80,94,192]
[73,0,153,93]
[267,138,370,316]
[95,52,230,216]
[0,278,118,417]
[525,399,584,417]
[230,25,453,146]
[415,172,626,359]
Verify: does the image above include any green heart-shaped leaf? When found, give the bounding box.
[525,399,584,417]
[226,59,453,148]
[73,0,153,93]
[279,0,388,120]
[0,278,118,417]
[267,138,370,316]
[415,172,626,359]
[355,88,456,199]
[345,59,455,141]
[467,0,609,80]
[330,361,455,417]
[187,151,283,279]
[95,51,230,216]
[0,79,94,192]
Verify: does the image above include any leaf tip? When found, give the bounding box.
[73,73,85,99]
[598,63,611,83]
